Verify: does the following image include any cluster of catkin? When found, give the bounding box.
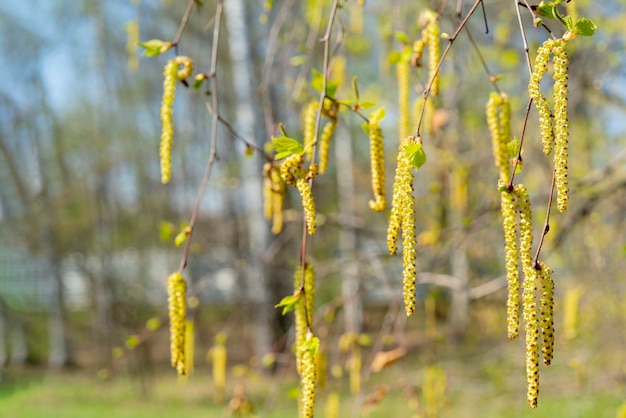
[302,99,338,174]
[488,92,556,408]
[160,56,194,184]
[387,136,420,316]
[528,38,570,213]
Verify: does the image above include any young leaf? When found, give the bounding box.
[275,293,302,315]
[352,75,360,102]
[138,39,171,57]
[387,50,402,65]
[272,136,303,160]
[311,69,340,98]
[404,142,427,169]
[395,31,409,45]
[535,2,559,20]
[574,18,597,36]
[369,107,386,124]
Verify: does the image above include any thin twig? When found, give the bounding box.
[178,1,223,273]
[298,0,341,333]
[509,98,533,187]
[172,0,197,50]
[514,0,533,77]
[532,168,556,267]
[415,0,484,138]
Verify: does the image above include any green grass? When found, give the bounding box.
[0,367,623,418]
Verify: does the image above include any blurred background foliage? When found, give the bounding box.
[0,0,624,416]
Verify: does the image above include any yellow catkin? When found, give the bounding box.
[294,263,315,374]
[538,262,555,365]
[515,184,539,408]
[426,16,440,96]
[523,266,540,409]
[388,136,418,315]
[324,392,340,418]
[528,39,555,155]
[174,55,193,79]
[387,137,414,255]
[184,319,195,375]
[167,271,187,375]
[300,333,319,418]
[319,118,337,174]
[349,345,362,395]
[397,59,411,142]
[487,93,512,183]
[271,169,285,234]
[263,163,274,220]
[160,59,178,184]
[264,163,286,234]
[302,101,318,161]
[296,178,317,235]
[563,286,583,340]
[280,153,304,186]
[368,119,387,212]
[515,184,534,281]
[210,333,227,404]
[500,184,520,340]
[552,40,569,213]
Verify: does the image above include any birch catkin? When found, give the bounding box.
[499,183,520,339]
[528,39,555,156]
[160,59,178,184]
[368,119,386,212]
[552,40,570,213]
[167,271,187,375]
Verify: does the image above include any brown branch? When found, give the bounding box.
[177,0,224,273]
[415,0,484,138]
[172,0,197,50]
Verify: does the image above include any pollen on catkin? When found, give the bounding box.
[397,58,411,142]
[552,39,570,213]
[528,39,555,156]
[160,59,178,184]
[368,119,386,212]
[401,190,417,316]
[515,184,534,279]
[280,153,304,187]
[296,178,317,235]
[174,55,193,79]
[487,93,512,183]
[538,262,555,365]
[523,265,540,409]
[293,263,315,375]
[303,101,318,162]
[300,332,319,418]
[270,168,286,234]
[319,118,337,174]
[167,271,187,375]
[500,183,520,339]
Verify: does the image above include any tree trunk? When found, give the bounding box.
[224,0,274,361]
[336,126,362,334]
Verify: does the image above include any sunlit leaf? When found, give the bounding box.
[311,69,340,98]
[138,39,171,57]
[404,142,427,169]
[272,136,303,160]
[369,107,385,123]
[274,293,302,315]
[574,18,597,36]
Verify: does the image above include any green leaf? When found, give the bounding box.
[574,18,597,36]
[536,2,559,20]
[395,31,409,45]
[275,293,301,315]
[138,39,171,57]
[272,136,303,160]
[311,69,340,98]
[174,226,190,247]
[369,107,386,124]
[352,75,360,102]
[563,15,574,31]
[359,100,377,109]
[159,221,175,242]
[192,77,205,91]
[404,142,427,169]
[387,50,402,65]
[507,138,521,158]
